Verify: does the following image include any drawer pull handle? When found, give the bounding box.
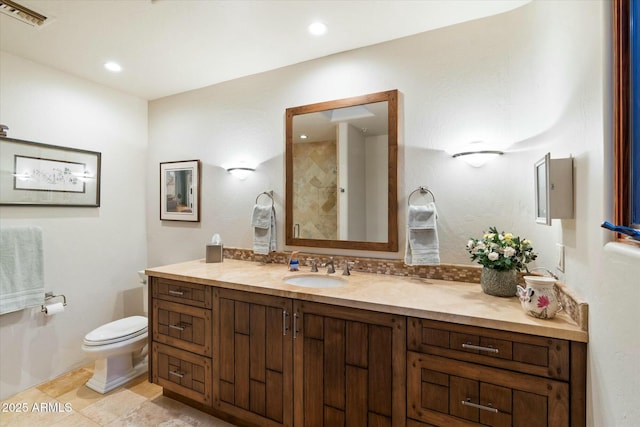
[169,323,189,331]
[168,290,184,296]
[169,370,185,379]
[462,398,499,413]
[282,310,290,336]
[462,342,499,353]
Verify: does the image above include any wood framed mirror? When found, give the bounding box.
[285,90,398,251]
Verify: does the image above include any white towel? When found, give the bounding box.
[252,205,276,254]
[0,226,45,315]
[404,203,440,266]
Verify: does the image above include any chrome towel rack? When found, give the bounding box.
[408,186,436,206]
[256,190,274,208]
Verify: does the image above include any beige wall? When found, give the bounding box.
[0,52,148,399]
[0,0,638,425]
[147,2,637,425]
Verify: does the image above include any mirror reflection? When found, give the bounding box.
[285,90,398,251]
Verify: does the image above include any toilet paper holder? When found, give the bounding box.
[41,291,67,313]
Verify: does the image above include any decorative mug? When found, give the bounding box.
[517,276,562,319]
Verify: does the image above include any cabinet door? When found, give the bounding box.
[293,300,406,427]
[214,288,293,427]
[408,352,569,427]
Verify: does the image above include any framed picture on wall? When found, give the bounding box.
[0,136,101,207]
[160,160,201,222]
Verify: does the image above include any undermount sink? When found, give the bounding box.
[283,274,346,288]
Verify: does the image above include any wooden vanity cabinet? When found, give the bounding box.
[293,300,406,427]
[212,288,406,427]
[214,288,294,427]
[147,274,586,427]
[149,278,213,406]
[406,318,586,427]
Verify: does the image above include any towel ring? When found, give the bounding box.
[256,191,274,208]
[408,186,435,206]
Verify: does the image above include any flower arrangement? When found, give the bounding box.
[466,226,537,272]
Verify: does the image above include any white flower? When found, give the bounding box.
[467,239,474,249]
[503,247,516,257]
[476,242,486,250]
[488,252,500,261]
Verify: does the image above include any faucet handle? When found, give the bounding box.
[342,261,354,276]
[307,258,319,272]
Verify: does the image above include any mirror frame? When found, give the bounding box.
[285,89,398,251]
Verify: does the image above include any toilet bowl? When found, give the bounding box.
[82,315,148,393]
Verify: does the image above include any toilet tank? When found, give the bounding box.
[137,270,148,315]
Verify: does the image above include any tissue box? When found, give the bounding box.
[206,244,223,263]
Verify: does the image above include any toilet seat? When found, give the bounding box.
[83,316,148,346]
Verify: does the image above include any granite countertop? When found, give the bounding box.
[146,258,588,343]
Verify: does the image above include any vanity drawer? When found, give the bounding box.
[407,318,570,381]
[153,299,212,357]
[152,342,212,406]
[153,278,212,309]
[407,351,569,427]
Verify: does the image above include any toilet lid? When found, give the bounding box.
[84,316,148,346]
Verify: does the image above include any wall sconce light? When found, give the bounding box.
[225,165,255,180]
[452,141,504,167]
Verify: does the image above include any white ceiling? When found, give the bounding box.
[0,0,530,101]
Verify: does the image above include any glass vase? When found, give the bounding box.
[480,267,518,297]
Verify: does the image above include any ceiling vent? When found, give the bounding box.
[0,0,48,27]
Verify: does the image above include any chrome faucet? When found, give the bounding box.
[342,261,353,276]
[307,258,319,272]
[322,257,335,274]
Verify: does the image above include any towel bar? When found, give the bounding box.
[408,186,436,205]
[256,190,274,207]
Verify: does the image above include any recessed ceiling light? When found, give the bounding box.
[104,61,122,72]
[308,22,327,36]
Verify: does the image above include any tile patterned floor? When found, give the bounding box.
[0,365,235,426]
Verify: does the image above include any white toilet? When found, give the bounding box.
[81,271,149,394]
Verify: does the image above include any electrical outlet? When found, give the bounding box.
[556,243,565,273]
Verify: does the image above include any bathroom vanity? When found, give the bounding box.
[146,258,587,427]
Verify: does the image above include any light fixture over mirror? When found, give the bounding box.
[225,163,256,180]
[452,141,504,167]
[285,90,398,252]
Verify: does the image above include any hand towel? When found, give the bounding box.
[1,226,45,315]
[404,203,440,266]
[251,204,272,229]
[252,205,276,254]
